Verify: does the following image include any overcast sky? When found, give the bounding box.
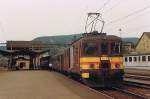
[0,0,150,42]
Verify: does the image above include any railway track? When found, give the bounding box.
[113,87,148,99]
[125,74,150,81]
[123,81,150,90]
[124,73,150,85]
[97,86,149,99]
[104,73,150,99]
[63,74,149,99]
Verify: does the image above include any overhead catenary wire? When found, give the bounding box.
[104,7,150,32]
[96,0,112,12]
[103,0,122,15]
[104,24,150,38]
[106,5,150,25]
[124,24,150,32]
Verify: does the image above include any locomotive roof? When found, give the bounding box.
[71,32,121,44]
[82,34,121,41]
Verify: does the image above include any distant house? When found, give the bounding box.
[121,37,139,54]
[136,32,150,53]
[122,42,135,54]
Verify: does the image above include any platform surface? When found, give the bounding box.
[0,70,108,99]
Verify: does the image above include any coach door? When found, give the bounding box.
[70,47,74,69]
[60,55,64,71]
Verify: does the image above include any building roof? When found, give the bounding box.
[144,32,150,38]
[135,32,150,48]
[0,49,43,56]
[7,41,42,48]
[0,49,11,56]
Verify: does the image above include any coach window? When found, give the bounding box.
[138,56,141,62]
[83,42,98,55]
[142,56,146,61]
[129,57,132,62]
[125,57,128,62]
[101,42,108,54]
[134,57,137,62]
[148,56,150,61]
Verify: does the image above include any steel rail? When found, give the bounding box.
[112,87,149,99]
[123,81,150,90]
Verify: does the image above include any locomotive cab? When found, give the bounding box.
[80,32,124,87]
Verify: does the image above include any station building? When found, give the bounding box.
[6,41,43,70]
[0,41,52,70]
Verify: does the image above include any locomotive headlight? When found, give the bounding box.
[115,64,120,69]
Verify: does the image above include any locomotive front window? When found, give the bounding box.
[101,43,108,54]
[83,42,98,55]
[110,42,120,54]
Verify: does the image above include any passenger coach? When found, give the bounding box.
[123,53,150,70]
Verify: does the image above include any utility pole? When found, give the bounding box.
[118,28,122,54]
[118,28,122,38]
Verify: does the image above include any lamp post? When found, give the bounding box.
[118,28,122,54]
[118,28,122,38]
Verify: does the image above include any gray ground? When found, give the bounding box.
[0,70,108,99]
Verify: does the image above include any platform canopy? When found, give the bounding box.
[0,49,11,56]
[11,49,38,56]
[0,49,50,57]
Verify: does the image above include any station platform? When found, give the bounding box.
[0,70,108,99]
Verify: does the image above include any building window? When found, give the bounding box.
[134,57,137,62]
[142,56,146,61]
[148,56,150,61]
[125,57,128,62]
[129,57,132,62]
[138,56,141,62]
